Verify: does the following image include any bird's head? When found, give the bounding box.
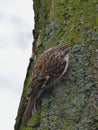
[54,44,70,56]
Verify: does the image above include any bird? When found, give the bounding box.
[22,44,69,125]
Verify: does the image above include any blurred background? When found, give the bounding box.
[0,0,34,130]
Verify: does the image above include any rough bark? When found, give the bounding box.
[14,0,98,130]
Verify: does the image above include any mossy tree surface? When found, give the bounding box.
[14,0,98,130]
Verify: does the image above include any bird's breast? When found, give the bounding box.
[60,53,69,77]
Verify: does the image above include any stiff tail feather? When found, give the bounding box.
[22,96,36,125]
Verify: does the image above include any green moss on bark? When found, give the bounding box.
[14,0,98,130]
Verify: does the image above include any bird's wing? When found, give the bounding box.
[27,74,50,97]
[47,58,67,77]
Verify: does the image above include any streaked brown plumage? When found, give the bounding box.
[22,44,69,125]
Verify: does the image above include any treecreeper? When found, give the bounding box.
[22,44,69,125]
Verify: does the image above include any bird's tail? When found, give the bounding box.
[22,96,36,125]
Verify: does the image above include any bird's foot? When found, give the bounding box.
[61,75,69,80]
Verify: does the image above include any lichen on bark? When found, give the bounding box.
[14,0,98,130]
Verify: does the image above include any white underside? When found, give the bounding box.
[60,54,69,77]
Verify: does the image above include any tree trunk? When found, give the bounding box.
[14,0,98,130]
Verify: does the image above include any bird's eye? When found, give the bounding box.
[39,78,46,82]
